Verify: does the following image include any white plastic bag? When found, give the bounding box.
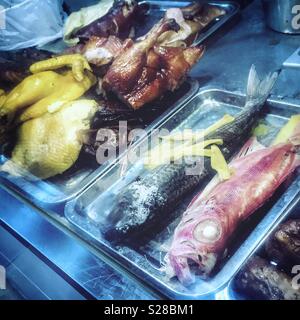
[0,0,65,51]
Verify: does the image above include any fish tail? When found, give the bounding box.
[245,65,279,109]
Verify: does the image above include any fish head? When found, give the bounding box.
[167,202,223,285]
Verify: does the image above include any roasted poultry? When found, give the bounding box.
[265,219,300,269]
[235,256,300,300]
[69,3,223,70]
[63,0,148,68]
[158,3,226,47]
[73,0,148,42]
[235,218,300,300]
[66,36,133,71]
[103,19,205,109]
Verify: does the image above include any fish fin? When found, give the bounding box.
[164,257,176,279]
[167,253,195,286]
[235,136,265,160]
[246,65,278,109]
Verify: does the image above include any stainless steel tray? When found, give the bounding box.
[227,194,300,300]
[0,80,198,206]
[137,1,240,46]
[65,88,300,299]
[0,1,240,206]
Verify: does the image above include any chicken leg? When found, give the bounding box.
[103,17,204,109]
[103,18,179,96]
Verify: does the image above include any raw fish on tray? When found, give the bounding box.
[104,66,278,241]
[167,135,300,285]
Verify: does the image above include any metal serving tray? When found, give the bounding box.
[227,196,300,300]
[0,1,240,206]
[65,88,300,299]
[137,1,240,45]
[0,80,198,206]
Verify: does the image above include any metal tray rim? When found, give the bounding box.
[0,79,199,206]
[0,0,240,206]
[64,87,300,299]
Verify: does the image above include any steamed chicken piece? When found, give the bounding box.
[103,18,204,109]
[1,71,64,120]
[4,100,98,179]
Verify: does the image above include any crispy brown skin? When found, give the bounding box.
[235,256,300,300]
[102,19,204,109]
[74,0,148,41]
[265,219,300,269]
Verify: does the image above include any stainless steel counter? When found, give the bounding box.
[190,0,300,99]
[0,0,300,300]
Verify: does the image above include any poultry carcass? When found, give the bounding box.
[67,3,221,70]
[2,100,98,179]
[74,0,148,42]
[66,36,134,70]
[102,18,205,109]
[158,3,226,47]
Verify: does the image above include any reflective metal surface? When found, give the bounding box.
[1,0,300,300]
[0,80,199,205]
[262,0,300,34]
[65,88,300,299]
[0,188,158,300]
[0,1,240,206]
[283,47,300,69]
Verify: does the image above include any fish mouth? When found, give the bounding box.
[168,253,219,285]
[167,243,218,285]
[168,252,197,286]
